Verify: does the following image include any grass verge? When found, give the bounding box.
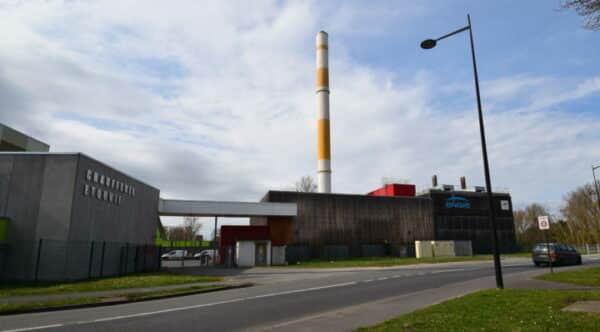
[0,272,222,296]
[536,266,600,287]
[283,253,529,268]
[0,285,225,315]
[357,289,600,332]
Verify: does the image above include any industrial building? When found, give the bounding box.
[0,30,517,278]
[248,184,516,262]
[0,153,161,280]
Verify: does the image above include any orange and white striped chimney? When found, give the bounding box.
[316,31,331,193]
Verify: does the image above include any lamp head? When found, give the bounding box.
[420,39,437,49]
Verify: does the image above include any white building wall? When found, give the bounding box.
[415,241,433,258]
[236,241,255,267]
[271,245,286,265]
[235,240,272,267]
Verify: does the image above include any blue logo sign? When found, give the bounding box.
[445,196,471,209]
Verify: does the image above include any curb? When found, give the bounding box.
[0,283,253,316]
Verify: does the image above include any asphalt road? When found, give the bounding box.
[2,257,599,332]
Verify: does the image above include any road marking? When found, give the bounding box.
[3,324,64,332]
[0,282,358,332]
[2,267,476,332]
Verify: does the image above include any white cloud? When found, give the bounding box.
[0,1,599,233]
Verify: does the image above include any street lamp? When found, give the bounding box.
[592,165,600,213]
[421,14,504,289]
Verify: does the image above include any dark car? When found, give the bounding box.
[532,243,582,267]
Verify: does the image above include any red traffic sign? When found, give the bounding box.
[538,216,550,230]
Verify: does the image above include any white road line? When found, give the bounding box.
[430,268,466,274]
[0,282,357,332]
[3,324,64,332]
[363,279,374,283]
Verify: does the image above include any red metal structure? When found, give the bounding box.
[220,225,270,247]
[219,225,270,265]
[367,184,416,197]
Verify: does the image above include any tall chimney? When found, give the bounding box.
[432,175,438,187]
[316,31,331,193]
[460,176,467,190]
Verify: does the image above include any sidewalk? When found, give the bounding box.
[1,281,249,304]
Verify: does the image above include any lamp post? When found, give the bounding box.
[592,165,600,213]
[421,14,504,289]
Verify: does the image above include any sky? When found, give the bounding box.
[1,1,599,237]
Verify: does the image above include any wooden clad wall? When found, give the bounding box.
[258,191,435,251]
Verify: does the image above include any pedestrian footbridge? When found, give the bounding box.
[157,199,297,217]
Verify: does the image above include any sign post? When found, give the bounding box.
[537,216,552,273]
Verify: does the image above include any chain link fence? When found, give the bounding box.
[0,239,161,281]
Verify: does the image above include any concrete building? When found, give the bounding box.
[0,124,49,152]
[0,153,160,280]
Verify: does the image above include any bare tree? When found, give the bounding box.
[182,216,202,241]
[165,226,186,241]
[563,0,600,30]
[295,175,317,192]
[513,203,552,249]
[166,217,202,241]
[560,183,600,244]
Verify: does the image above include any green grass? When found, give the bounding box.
[283,253,529,268]
[0,285,225,315]
[0,272,222,296]
[536,266,600,287]
[358,289,600,332]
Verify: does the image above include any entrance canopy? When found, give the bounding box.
[158,199,297,217]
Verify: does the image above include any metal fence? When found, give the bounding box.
[0,239,161,281]
[285,243,417,263]
[573,244,600,255]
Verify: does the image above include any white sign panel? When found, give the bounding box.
[500,200,510,211]
[538,216,550,230]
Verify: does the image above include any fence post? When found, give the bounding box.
[134,244,139,273]
[118,245,124,276]
[99,241,106,277]
[142,245,147,272]
[87,241,95,279]
[124,243,129,274]
[158,246,162,270]
[34,238,43,282]
[586,244,590,254]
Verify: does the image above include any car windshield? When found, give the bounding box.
[533,244,552,252]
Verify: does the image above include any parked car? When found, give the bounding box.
[161,249,188,260]
[532,243,582,267]
[193,249,219,264]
